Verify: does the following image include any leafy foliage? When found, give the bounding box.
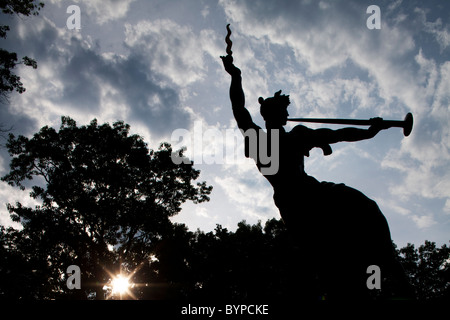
[0,0,44,100]
[0,49,37,95]
[0,117,211,299]
[396,241,450,300]
[0,0,44,16]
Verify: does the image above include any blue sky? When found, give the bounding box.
[0,0,449,247]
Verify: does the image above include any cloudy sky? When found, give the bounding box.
[1,0,449,247]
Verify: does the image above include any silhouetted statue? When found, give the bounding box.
[220,28,412,300]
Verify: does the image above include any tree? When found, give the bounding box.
[0,116,212,299]
[0,123,12,145]
[0,0,44,101]
[396,241,450,300]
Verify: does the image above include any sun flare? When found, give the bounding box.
[103,264,145,300]
[111,275,130,295]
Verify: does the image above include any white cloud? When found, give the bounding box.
[219,0,423,115]
[412,214,436,229]
[377,198,411,217]
[195,207,210,218]
[416,7,450,51]
[215,170,277,221]
[375,197,437,230]
[380,55,450,207]
[444,199,450,214]
[7,15,193,140]
[124,19,211,87]
[201,5,210,18]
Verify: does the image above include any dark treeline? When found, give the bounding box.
[1,217,449,301]
[142,219,450,301]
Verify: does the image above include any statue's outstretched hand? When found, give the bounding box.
[220,54,241,76]
[368,117,390,137]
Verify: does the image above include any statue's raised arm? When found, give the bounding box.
[220,25,259,132]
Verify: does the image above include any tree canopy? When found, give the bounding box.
[395,240,450,300]
[0,116,212,299]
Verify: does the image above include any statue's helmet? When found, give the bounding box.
[259,90,290,121]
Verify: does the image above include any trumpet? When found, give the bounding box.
[287,113,413,136]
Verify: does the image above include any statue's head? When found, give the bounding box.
[259,90,290,128]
